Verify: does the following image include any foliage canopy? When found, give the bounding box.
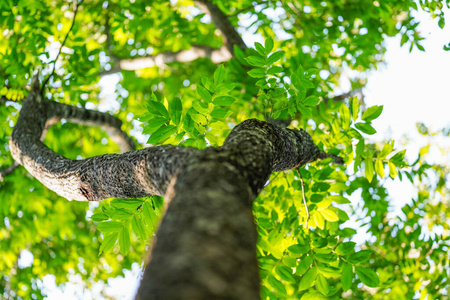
[1,0,449,299]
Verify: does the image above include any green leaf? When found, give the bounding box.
[214,65,226,85]
[91,213,109,222]
[213,96,235,106]
[378,141,394,159]
[97,221,123,233]
[211,108,229,119]
[355,266,380,287]
[197,85,212,103]
[355,122,377,135]
[146,100,169,119]
[298,266,317,290]
[267,66,283,75]
[193,101,209,114]
[109,208,133,219]
[388,161,398,178]
[118,225,131,256]
[267,50,285,65]
[335,242,356,256]
[142,201,158,227]
[268,274,287,295]
[201,76,215,92]
[254,42,266,56]
[142,117,167,134]
[131,215,147,241]
[189,112,207,125]
[265,37,274,53]
[296,256,313,276]
[438,17,445,29]
[362,105,383,122]
[318,266,341,278]
[288,244,310,255]
[215,83,236,94]
[350,97,360,121]
[365,156,374,183]
[147,125,177,144]
[275,265,296,283]
[100,232,118,253]
[111,198,144,209]
[348,250,372,264]
[341,263,353,291]
[303,95,320,106]
[169,97,182,125]
[297,103,312,118]
[340,104,351,129]
[316,273,329,295]
[248,68,266,78]
[375,159,385,178]
[246,55,266,67]
[319,208,339,222]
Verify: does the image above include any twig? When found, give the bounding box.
[324,88,363,103]
[0,96,18,104]
[0,162,19,182]
[298,169,309,228]
[41,0,82,92]
[228,1,269,17]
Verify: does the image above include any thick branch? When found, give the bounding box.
[8,91,196,201]
[48,101,136,152]
[101,46,231,75]
[136,119,329,299]
[195,0,247,54]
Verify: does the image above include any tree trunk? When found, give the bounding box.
[9,89,341,299]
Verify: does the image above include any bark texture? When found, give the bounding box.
[136,119,325,299]
[10,89,341,299]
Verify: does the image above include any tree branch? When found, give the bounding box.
[1,96,20,104]
[47,101,136,153]
[325,88,363,103]
[228,0,269,18]
[0,162,19,182]
[100,46,231,75]
[41,0,82,91]
[195,0,248,55]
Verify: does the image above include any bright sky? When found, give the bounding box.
[28,6,450,300]
[347,8,450,243]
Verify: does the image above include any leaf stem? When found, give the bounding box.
[298,169,309,228]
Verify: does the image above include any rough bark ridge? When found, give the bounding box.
[10,89,341,299]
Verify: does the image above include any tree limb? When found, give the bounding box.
[195,0,248,55]
[1,96,20,104]
[228,0,269,18]
[0,162,19,182]
[100,45,231,75]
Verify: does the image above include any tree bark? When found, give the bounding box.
[9,88,341,299]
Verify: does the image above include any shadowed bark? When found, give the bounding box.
[10,86,342,298]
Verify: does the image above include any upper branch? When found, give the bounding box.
[195,0,248,54]
[101,46,231,75]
